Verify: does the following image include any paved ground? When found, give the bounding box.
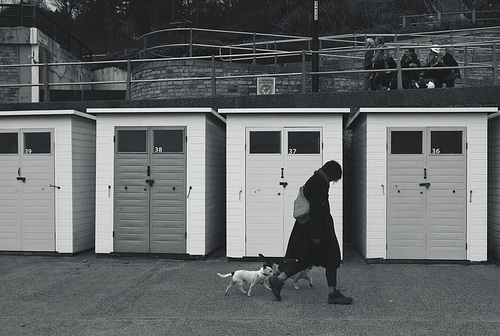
[0,246,499,336]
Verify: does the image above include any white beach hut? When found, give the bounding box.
[89,107,226,257]
[0,109,96,253]
[347,107,496,262]
[487,110,500,261]
[220,108,349,259]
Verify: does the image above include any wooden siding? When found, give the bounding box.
[71,116,96,253]
[352,115,368,258]
[488,116,500,260]
[0,112,96,253]
[361,111,488,261]
[204,114,226,254]
[225,113,344,258]
[93,110,220,256]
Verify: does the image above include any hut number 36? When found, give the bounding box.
[431,148,441,154]
[154,147,163,152]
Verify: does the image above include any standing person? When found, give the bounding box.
[362,38,375,90]
[268,160,352,305]
[442,47,461,88]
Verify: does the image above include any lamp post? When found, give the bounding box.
[312,0,319,92]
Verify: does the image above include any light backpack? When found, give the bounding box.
[293,185,310,224]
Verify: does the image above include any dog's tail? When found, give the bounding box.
[217,272,234,278]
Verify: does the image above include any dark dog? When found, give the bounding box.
[259,254,313,290]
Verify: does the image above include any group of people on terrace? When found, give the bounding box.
[362,36,461,90]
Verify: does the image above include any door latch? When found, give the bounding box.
[16,177,26,182]
[50,184,60,189]
[419,182,431,188]
[279,181,288,187]
[146,179,155,186]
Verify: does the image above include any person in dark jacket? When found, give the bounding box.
[268,160,352,305]
[442,47,461,88]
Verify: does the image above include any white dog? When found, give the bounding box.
[259,254,313,290]
[217,264,274,296]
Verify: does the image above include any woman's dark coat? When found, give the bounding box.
[285,170,341,269]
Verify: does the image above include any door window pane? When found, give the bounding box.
[430,131,463,154]
[153,130,184,153]
[288,131,320,154]
[0,133,18,154]
[249,131,281,154]
[24,132,51,154]
[117,130,147,153]
[391,131,423,154]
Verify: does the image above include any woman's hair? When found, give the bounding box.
[321,160,342,181]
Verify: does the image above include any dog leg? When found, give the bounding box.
[224,281,233,295]
[247,283,255,296]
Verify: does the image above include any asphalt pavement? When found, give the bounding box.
[0,245,499,336]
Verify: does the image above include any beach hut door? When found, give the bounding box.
[387,128,466,260]
[245,128,323,257]
[114,127,186,254]
[0,130,55,251]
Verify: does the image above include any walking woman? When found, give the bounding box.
[268,160,352,304]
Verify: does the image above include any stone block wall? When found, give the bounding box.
[0,44,20,103]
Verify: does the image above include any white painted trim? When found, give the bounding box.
[219,108,350,114]
[0,110,96,120]
[487,110,500,120]
[88,107,214,114]
[359,107,498,113]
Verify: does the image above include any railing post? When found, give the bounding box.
[472,9,476,24]
[396,47,402,90]
[493,43,498,85]
[274,42,277,65]
[253,33,256,64]
[126,59,131,100]
[302,50,307,94]
[189,27,193,57]
[403,15,406,28]
[464,46,468,79]
[211,55,216,97]
[44,60,49,102]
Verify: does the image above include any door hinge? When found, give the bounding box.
[185,232,187,239]
[112,231,115,238]
[186,136,188,142]
[466,243,468,250]
[113,135,115,142]
[466,142,468,150]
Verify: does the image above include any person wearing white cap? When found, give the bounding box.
[420,46,445,88]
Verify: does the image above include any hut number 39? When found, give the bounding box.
[154,147,163,152]
[431,148,441,154]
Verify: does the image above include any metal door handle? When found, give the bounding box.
[419,182,431,188]
[145,179,155,186]
[279,181,288,187]
[16,177,26,182]
[50,184,60,189]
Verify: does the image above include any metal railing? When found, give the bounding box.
[0,3,92,60]
[1,29,499,102]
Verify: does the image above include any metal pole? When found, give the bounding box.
[44,60,49,102]
[302,50,307,94]
[311,0,319,92]
[253,33,256,64]
[126,59,131,100]
[396,47,402,90]
[189,27,193,57]
[211,55,216,97]
[493,43,498,85]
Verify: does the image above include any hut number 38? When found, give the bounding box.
[154,147,163,152]
[431,148,441,154]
